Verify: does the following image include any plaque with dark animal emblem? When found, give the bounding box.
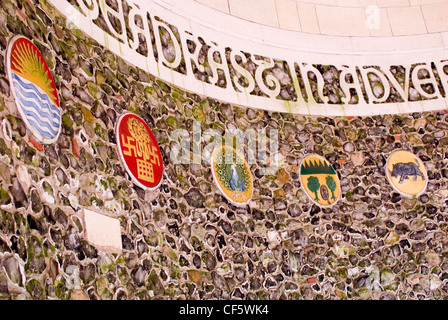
[386,150,427,198]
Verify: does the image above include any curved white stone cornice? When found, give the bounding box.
[47,0,448,116]
[157,0,448,56]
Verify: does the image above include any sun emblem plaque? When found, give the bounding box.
[211,145,253,205]
[299,154,340,207]
[116,112,163,190]
[6,35,61,144]
[386,150,427,198]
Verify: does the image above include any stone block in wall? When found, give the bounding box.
[82,208,122,254]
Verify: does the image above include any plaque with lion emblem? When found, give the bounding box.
[386,150,427,198]
[116,112,163,190]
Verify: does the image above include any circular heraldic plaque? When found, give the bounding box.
[116,112,164,190]
[6,35,61,144]
[211,145,253,206]
[386,150,428,198]
[299,154,341,207]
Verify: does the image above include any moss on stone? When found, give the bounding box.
[0,138,11,159]
[0,187,11,205]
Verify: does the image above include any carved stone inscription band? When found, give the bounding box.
[50,0,448,116]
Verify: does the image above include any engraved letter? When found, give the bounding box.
[383,66,410,102]
[297,63,328,103]
[76,0,99,19]
[411,63,440,99]
[151,17,182,69]
[339,65,366,104]
[253,56,281,99]
[230,50,255,94]
[98,0,127,43]
[434,60,448,97]
[287,61,306,104]
[207,43,232,88]
[128,3,152,53]
[359,66,390,103]
[181,33,205,78]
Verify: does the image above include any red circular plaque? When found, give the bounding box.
[116,113,163,190]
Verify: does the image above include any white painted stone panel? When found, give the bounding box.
[421,3,448,33]
[83,209,122,254]
[315,5,370,36]
[275,0,302,31]
[296,2,321,33]
[377,0,411,7]
[229,0,279,27]
[387,6,427,35]
[195,0,229,13]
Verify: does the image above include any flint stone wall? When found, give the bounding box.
[0,0,447,300]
